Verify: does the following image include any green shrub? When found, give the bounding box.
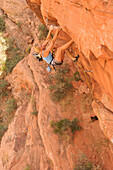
[0,17,6,32]
[16,21,22,28]
[6,98,17,115]
[26,46,31,54]
[70,118,81,134]
[50,118,81,136]
[5,54,24,73]
[38,24,49,40]
[30,111,38,116]
[0,124,8,141]
[0,79,9,97]
[0,36,23,142]
[73,71,81,81]
[74,155,93,170]
[74,154,102,170]
[24,166,31,170]
[49,66,73,102]
[3,38,24,75]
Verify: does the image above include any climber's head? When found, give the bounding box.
[34,43,45,53]
[34,44,41,53]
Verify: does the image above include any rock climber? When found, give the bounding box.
[33,25,78,72]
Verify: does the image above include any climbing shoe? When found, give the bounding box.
[74,54,79,62]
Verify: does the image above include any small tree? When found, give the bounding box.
[0,124,8,141]
[6,98,17,115]
[73,71,81,81]
[30,111,38,116]
[49,65,73,102]
[50,118,81,137]
[0,17,6,32]
[0,79,9,97]
[73,155,101,170]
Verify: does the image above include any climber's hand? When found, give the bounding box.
[54,26,61,29]
[49,25,54,31]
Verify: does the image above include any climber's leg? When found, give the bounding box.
[65,49,79,61]
[54,39,74,62]
[42,26,53,49]
[59,39,73,51]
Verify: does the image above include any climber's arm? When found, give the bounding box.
[43,27,60,57]
[41,28,53,49]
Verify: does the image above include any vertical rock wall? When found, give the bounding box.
[0,0,113,169]
[26,0,113,141]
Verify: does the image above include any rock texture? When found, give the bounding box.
[0,50,113,170]
[26,0,113,142]
[0,0,113,170]
[0,0,40,51]
[0,57,53,170]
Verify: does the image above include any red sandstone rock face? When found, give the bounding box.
[0,0,113,169]
[0,48,113,170]
[0,0,41,51]
[26,0,113,142]
[26,0,113,99]
[0,58,53,170]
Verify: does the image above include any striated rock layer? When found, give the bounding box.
[26,0,113,142]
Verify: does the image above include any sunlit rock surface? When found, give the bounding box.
[26,0,113,143]
[0,0,113,170]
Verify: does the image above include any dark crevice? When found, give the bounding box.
[70,1,83,8]
[101,45,113,59]
[55,1,60,4]
[91,116,98,122]
[70,1,94,16]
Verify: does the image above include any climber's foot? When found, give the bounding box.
[51,58,63,66]
[73,54,79,62]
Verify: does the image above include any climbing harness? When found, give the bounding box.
[33,49,56,72]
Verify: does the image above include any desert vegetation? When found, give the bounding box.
[50,118,81,138]
[38,24,49,40]
[48,64,73,102]
[3,38,24,75]
[48,64,81,102]
[74,154,101,170]
[0,17,25,142]
[0,16,6,32]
